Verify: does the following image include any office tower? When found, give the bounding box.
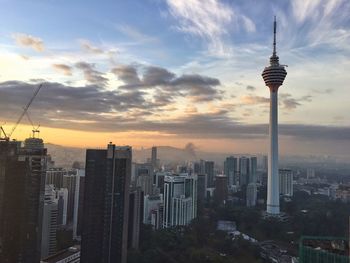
[197,174,207,202]
[81,144,131,263]
[239,157,250,187]
[306,168,315,179]
[163,175,197,228]
[1,138,47,263]
[133,162,153,185]
[73,169,84,239]
[76,172,85,238]
[56,188,68,225]
[136,174,153,195]
[279,169,293,196]
[63,173,77,224]
[262,155,268,172]
[249,157,257,184]
[205,161,215,188]
[45,168,65,188]
[214,175,228,204]
[246,183,257,207]
[41,185,58,259]
[199,159,206,174]
[193,162,201,174]
[154,171,167,193]
[143,194,163,229]
[128,187,143,250]
[262,17,287,215]
[151,146,157,170]
[0,140,20,249]
[224,156,237,186]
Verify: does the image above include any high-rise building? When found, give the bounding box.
[56,188,68,225]
[45,168,65,188]
[306,168,315,179]
[151,146,157,170]
[262,17,287,215]
[239,157,250,187]
[224,156,237,186]
[73,169,84,239]
[246,183,257,207]
[76,172,85,238]
[63,173,78,224]
[128,187,143,250]
[214,175,228,204]
[136,174,153,196]
[0,138,47,263]
[279,169,293,196]
[143,194,163,229]
[197,174,207,202]
[204,161,215,188]
[262,155,268,172]
[41,185,58,259]
[81,143,131,263]
[249,157,257,184]
[163,175,197,228]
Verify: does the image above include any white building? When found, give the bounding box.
[41,185,59,259]
[163,175,197,228]
[279,169,293,196]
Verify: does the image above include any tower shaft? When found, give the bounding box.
[267,89,279,214]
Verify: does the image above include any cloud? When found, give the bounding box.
[113,64,223,102]
[241,95,269,105]
[52,64,73,76]
[111,65,140,85]
[80,40,105,54]
[246,85,256,91]
[165,0,255,57]
[75,62,108,86]
[116,24,158,43]
[0,80,349,145]
[12,33,45,52]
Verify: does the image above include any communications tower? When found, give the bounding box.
[262,17,287,215]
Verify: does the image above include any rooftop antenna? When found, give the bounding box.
[273,16,277,56]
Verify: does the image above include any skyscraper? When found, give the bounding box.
[41,185,58,259]
[214,175,228,205]
[163,175,197,228]
[197,174,207,202]
[279,169,293,196]
[239,157,250,187]
[224,156,237,187]
[246,183,257,207]
[81,143,131,263]
[151,146,157,170]
[204,161,215,188]
[0,138,47,263]
[128,187,143,250]
[249,157,257,184]
[262,17,287,215]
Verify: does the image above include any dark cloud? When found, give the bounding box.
[246,85,256,91]
[278,93,313,110]
[0,80,349,144]
[113,64,223,102]
[75,62,108,86]
[52,64,72,76]
[111,65,140,85]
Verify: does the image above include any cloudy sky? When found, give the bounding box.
[0,0,349,156]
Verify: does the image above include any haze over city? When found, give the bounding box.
[1,0,350,157]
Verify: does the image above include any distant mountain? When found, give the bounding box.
[45,143,85,168]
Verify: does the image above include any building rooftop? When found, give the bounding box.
[301,236,349,256]
[40,245,80,263]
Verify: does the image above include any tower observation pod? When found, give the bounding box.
[261,17,287,215]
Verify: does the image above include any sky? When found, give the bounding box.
[0,0,349,157]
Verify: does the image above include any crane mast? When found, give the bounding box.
[0,83,44,141]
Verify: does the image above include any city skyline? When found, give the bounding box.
[0,0,350,157]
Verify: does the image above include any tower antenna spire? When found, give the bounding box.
[273,16,277,56]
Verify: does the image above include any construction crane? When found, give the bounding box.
[25,111,41,138]
[1,83,44,141]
